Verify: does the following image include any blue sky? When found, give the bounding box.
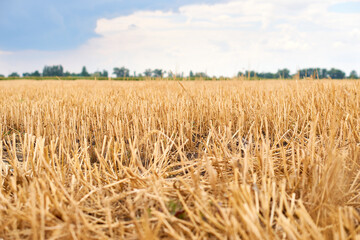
[0,0,224,51]
[329,1,360,13]
[0,0,360,76]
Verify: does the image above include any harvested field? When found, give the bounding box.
[1,80,360,239]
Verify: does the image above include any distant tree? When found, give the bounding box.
[138,73,143,77]
[113,67,130,78]
[349,70,358,79]
[23,70,41,77]
[320,69,328,79]
[144,69,152,77]
[32,70,41,77]
[194,72,208,78]
[91,70,107,77]
[0,74,4,77]
[80,66,90,77]
[8,72,20,77]
[295,68,330,79]
[237,71,244,77]
[102,70,108,77]
[328,68,345,79]
[266,73,276,78]
[257,72,276,79]
[189,71,194,78]
[93,70,108,77]
[245,71,256,78]
[277,69,290,78]
[297,68,322,79]
[299,69,307,78]
[152,69,165,78]
[43,65,64,76]
[93,71,102,77]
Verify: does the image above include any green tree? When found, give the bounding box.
[43,65,64,76]
[320,69,328,79]
[257,72,276,79]
[94,70,108,77]
[298,68,319,78]
[195,72,208,78]
[277,69,290,78]
[32,70,41,77]
[144,69,152,77]
[237,71,244,77]
[168,71,174,78]
[328,68,345,79]
[297,68,329,79]
[102,70,108,77]
[80,66,90,77]
[8,72,20,77]
[152,69,165,78]
[189,71,194,78]
[245,71,256,78]
[23,70,41,77]
[0,74,4,77]
[93,71,102,77]
[113,67,129,78]
[349,70,358,79]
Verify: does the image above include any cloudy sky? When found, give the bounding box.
[0,0,359,77]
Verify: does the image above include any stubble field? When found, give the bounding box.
[1,80,360,239]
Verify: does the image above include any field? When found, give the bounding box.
[1,80,360,239]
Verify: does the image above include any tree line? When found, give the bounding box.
[0,65,358,79]
[237,68,358,79]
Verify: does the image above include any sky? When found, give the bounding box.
[0,0,360,77]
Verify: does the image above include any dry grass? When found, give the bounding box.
[0,80,360,239]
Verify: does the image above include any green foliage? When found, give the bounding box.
[194,72,208,78]
[8,72,20,77]
[189,70,194,78]
[2,65,358,80]
[328,68,346,79]
[63,71,72,77]
[43,65,64,76]
[80,66,90,77]
[277,69,290,78]
[348,70,358,79]
[298,68,320,78]
[168,71,184,79]
[113,67,130,78]
[152,69,165,78]
[23,70,41,77]
[236,68,351,79]
[144,69,152,77]
[93,70,108,77]
[102,70,108,77]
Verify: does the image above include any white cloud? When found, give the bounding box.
[351,28,360,39]
[1,0,360,76]
[0,50,12,55]
[333,41,346,48]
